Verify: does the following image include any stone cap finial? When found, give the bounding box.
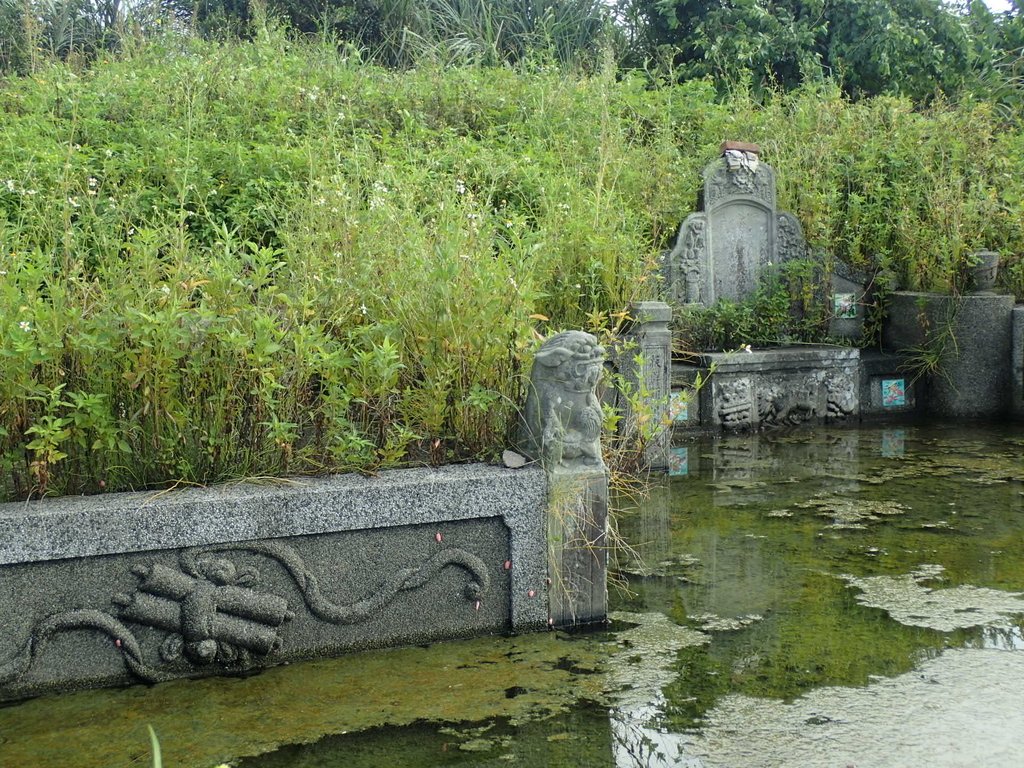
[720,141,760,156]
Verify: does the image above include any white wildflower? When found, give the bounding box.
[18,321,31,332]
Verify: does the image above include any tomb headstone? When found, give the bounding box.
[663,142,809,306]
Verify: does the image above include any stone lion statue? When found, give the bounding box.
[522,331,606,472]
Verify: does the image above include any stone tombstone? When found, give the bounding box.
[664,141,808,306]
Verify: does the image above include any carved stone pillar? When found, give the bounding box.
[618,301,672,471]
[521,331,609,627]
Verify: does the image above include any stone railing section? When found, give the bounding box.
[0,464,550,702]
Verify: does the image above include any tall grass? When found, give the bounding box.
[0,32,668,500]
[0,30,1021,501]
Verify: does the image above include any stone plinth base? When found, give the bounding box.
[673,347,860,431]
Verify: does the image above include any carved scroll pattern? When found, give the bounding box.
[776,212,808,262]
[704,161,776,210]
[0,542,490,687]
[680,217,706,303]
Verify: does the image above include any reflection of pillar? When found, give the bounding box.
[619,301,673,471]
[638,481,673,570]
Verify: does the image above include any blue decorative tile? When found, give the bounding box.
[881,428,905,458]
[833,292,858,319]
[670,391,689,423]
[881,378,906,408]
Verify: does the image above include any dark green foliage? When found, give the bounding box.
[624,0,1023,103]
[673,259,831,351]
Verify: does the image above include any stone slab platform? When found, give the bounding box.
[673,346,860,430]
[0,464,550,702]
[882,292,1014,418]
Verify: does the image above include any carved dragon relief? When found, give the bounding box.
[0,541,490,687]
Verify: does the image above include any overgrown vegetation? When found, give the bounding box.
[0,20,1021,500]
[673,259,831,352]
[0,31,670,500]
[3,0,1023,108]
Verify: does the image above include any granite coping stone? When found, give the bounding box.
[676,346,859,374]
[0,463,548,566]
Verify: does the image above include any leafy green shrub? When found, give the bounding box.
[0,32,670,500]
[672,258,832,352]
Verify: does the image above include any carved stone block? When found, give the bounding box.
[0,464,551,702]
[687,347,860,431]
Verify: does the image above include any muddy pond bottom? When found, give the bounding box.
[2,423,1023,767]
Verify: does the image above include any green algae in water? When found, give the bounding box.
[0,631,614,768]
[3,424,1024,767]
[613,423,1024,711]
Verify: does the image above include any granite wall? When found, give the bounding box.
[0,464,553,702]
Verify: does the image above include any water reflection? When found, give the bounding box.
[978,623,1024,650]
[2,424,1023,767]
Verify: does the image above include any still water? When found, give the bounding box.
[2,423,1023,767]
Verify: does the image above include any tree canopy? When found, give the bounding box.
[623,0,1022,102]
[0,0,1022,106]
